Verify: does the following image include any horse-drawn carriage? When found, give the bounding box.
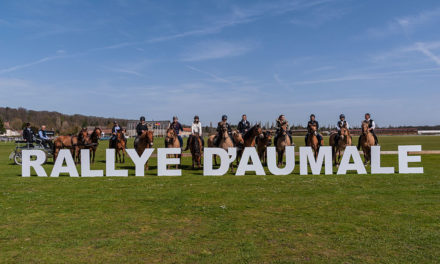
[9,138,54,165]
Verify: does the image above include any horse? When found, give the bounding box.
[75,128,90,163]
[53,135,78,162]
[257,131,273,166]
[207,124,237,172]
[275,124,292,166]
[88,127,102,163]
[306,124,323,159]
[165,127,181,169]
[135,130,154,170]
[189,134,203,169]
[329,126,352,166]
[113,130,126,163]
[238,124,263,161]
[360,121,375,165]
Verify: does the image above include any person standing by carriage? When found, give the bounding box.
[184,115,204,151]
[134,116,149,149]
[357,113,379,149]
[168,116,183,148]
[274,114,293,146]
[335,114,349,145]
[38,125,53,149]
[305,114,323,147]
[237,114,250,135]
[214,115,232,147]
[22,122,34,146]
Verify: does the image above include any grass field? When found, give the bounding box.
[1,135,439,263]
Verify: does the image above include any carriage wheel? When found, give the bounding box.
[14,150,22,165]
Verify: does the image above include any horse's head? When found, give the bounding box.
[220,124,229,138]
[264,131,273,146]
[255,124,263,138]
[78,128,88,143]
[93,127,102,139]
[309,124,317,133]
[232,130,244,145]
[280,124,288,135]
[361,122,369,135]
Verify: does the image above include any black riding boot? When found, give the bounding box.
[357,135,362,150]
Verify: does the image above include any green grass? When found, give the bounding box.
[0,135,439,263]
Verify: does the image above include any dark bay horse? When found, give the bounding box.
[88,127,102,163]
[189,134,203,169]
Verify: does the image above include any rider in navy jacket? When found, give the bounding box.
[237,114,250,135]
[305,114,323,146]
[169,116,184,148]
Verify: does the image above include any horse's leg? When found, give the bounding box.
[122,149,125,163]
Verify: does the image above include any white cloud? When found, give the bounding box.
[181,40,253,61]
[365,7,440,38]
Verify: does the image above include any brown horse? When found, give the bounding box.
[257,131,273,165]
[75,128,90,163]
[135,130,154,170]
[53,135,78,162]
[360,121,375,165]
[189,134,203,169]
[329,126,352,166]
[114,130,126,163]
[306,125,323,159]
[238,124,263,161]
[88,127,102,163]
[275,124,292,166]
[165,127,181,169]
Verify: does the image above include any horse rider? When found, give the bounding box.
[184,115,204,150]
[357,113,379,149]
[274,114,293,146]
[110,121,122,148]
[237,114,250,135]
[305,114,323,146]
[214,115,232,147]
[22,122,34,147]
[169,116,184,148]
[134,116,149,148]
[38,125,53,149]
[335,114,349,145]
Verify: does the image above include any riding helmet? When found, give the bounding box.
[194,115,199,119]
[310,114,315,118]
[173,116,178,120]
[140,116,145,121]
[340,114,345,118]
[222,115,228,120]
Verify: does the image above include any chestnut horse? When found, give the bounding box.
[329,126,351,166]
[275,124,292,166]
[135,130,154,170]
[360,121,375,165]
[165,128,181,169]
[189,134,203,169]
[53,135,78,162]
[114,130,126,163]
[306,125,323,159]
[257,131,272,166]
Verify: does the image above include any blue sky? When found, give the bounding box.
[0,0,439,126]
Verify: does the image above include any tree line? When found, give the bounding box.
[0,107,129,135]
